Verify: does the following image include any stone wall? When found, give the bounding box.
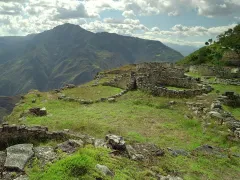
[102,73,132,90]
[102,62,212,98]
[136,62,186,78]
[189,65,240,78]
[0,124,80,150]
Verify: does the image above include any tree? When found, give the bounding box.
[217,24,240,56]
[208,39,213,44]
[205,42,209,46]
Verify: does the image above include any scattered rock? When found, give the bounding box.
[0,151,6,171]
[126,143,164,161]
[56,139,84,153]
[96,164,114,177]
[105,134,126,151]
[211,101,222,110]
[126,145,144,161]
[167,148,189,157]
[169,101,176,105]
[14,175,29,180]
[156,174,183,180]
[108,98,116,103]
[4,144,34,171]
[94,139,107,148]
[193,145,227,158]
[208,111,223,119]
[79,100,93,105]
[29,107,47,117]
[34,146,57,164]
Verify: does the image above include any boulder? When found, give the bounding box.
[96,164,114,177]
[56,139,84,153]
[4,144,34,171]
[105,134,126,151]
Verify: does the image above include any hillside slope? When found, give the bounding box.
[5,64,240,180]
[0,23,183,96]
[178,24,240,66]
[0,96,20,122]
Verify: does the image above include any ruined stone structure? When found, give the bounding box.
[0,124,82,150]
[103,63,212,98]
[189,65,240,78]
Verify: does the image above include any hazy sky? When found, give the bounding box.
[0,0,239,47]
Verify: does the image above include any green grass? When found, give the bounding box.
[28,146,149,180]
[6,86,240,180]
[7,90,238,149]
[63,85,122,100]
[211,84,240,94]
[27,146,240,180]
[223,105,240,120]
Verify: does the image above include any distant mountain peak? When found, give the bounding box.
[0,24,183,96]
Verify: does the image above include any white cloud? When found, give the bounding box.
[0,0,239,47]
[122,10,136,18]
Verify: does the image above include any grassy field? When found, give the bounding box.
[6,79,240,179]
[63,85,122,100]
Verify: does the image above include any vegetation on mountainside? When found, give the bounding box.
[178,24,240,66]
[0,96,20,122]
[6,71,240,180]
[0,23,183,96]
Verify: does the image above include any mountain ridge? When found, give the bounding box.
[0,23,183,96]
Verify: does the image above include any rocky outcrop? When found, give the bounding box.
[4,144,34,171]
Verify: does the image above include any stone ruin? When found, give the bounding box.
[0,124,174,180]
[102,62,212,98]
[189,65,240,79]
[0,124,74,150]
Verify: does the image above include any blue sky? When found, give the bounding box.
[0,0,239,47]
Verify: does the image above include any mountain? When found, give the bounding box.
[166,43,198,56]
[0,96,20,123]
[0,23,183,96]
